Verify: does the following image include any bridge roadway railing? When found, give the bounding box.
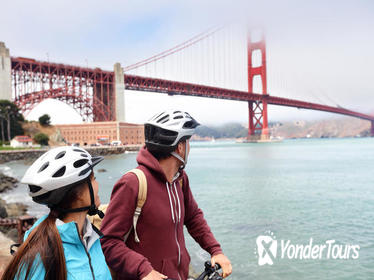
[124,74,374,122]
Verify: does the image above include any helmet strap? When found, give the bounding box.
[52,176,104,218]
[185,140,189,165]
[171,140,189,170]
[86,177,105,218]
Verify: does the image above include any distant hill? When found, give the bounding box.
[194,123,248,139]
[192,117,372,140]
[271,117,371,138]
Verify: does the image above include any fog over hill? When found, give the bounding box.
[193,117,371,139]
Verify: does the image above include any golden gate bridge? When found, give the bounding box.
[1,26,373,139]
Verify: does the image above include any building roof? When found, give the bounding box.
[55,121,143,128]
[13,135,33,142]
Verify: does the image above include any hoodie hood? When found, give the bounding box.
[137,146,182,183]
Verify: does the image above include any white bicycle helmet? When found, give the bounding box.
[145,110,200,154]
[145,110,200,168]
[21,146,103,215]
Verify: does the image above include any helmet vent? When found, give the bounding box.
[73,149,85,153]
[80,153,88,158]
[74,159,89,168]
[157,115,169,123]
[52,166,66,178]
[174,115,183,119]
[183,121,194,128]
[55,151,66,160]
[29,185,42,193]
[38,162,49,173]
[152,112,164,121]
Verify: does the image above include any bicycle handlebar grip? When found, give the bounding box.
[205,261,221,270]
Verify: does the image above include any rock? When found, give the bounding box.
[0,183,9,193]
[50,129,64,142]
[0,173,18,193]
[4,203,27,218]
[97,168,107,173]
[4,228,18,243]
[0,199,7,218]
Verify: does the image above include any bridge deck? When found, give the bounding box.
[125,75,374,122]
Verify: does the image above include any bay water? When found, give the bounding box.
[1,138,373,279]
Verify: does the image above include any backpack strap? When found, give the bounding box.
[87,169,147,244]
[124,168,147,243]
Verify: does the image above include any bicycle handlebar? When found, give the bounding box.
[196,261,222,280]
[166,261,223,280]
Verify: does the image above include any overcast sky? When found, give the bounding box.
[1,0,373,126]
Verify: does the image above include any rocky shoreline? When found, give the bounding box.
[0,172,29,276]
[0,173,28,239]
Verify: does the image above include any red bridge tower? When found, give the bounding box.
[247,32,269,141]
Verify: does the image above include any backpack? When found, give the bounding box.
[89,168,147,243]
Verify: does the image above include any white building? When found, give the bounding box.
[10,136,33,148]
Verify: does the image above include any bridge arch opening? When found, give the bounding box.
[252,75,263,94]
[251,49,262,67]
[26,99,85,124]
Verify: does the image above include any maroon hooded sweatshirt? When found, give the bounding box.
[100,147,222,280]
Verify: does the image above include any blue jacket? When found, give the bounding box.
[20,215,112,280]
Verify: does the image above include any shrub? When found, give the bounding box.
[38,114,51,126]
[34,133,49,146]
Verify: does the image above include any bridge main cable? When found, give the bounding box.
[123,26,224,72]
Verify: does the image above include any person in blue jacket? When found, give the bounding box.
[1,146,112,280]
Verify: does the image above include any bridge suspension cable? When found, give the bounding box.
[123,26,224,72]
[124,24,248,91]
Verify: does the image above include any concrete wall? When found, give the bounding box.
[114,63,125,122]
[0,42,11,101]
[0,149,47,164]
[0,146,141,164]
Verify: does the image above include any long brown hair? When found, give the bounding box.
[1,178,89,280]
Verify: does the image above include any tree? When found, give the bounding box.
[34,133,49,146]
[0,100,24,143]
[38,114,51,126]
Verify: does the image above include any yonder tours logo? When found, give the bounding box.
[256,234,278,265]
[255,232,360,266]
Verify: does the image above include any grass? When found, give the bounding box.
[0,146,43,151]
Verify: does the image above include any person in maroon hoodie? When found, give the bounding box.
[100,110,232,280]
